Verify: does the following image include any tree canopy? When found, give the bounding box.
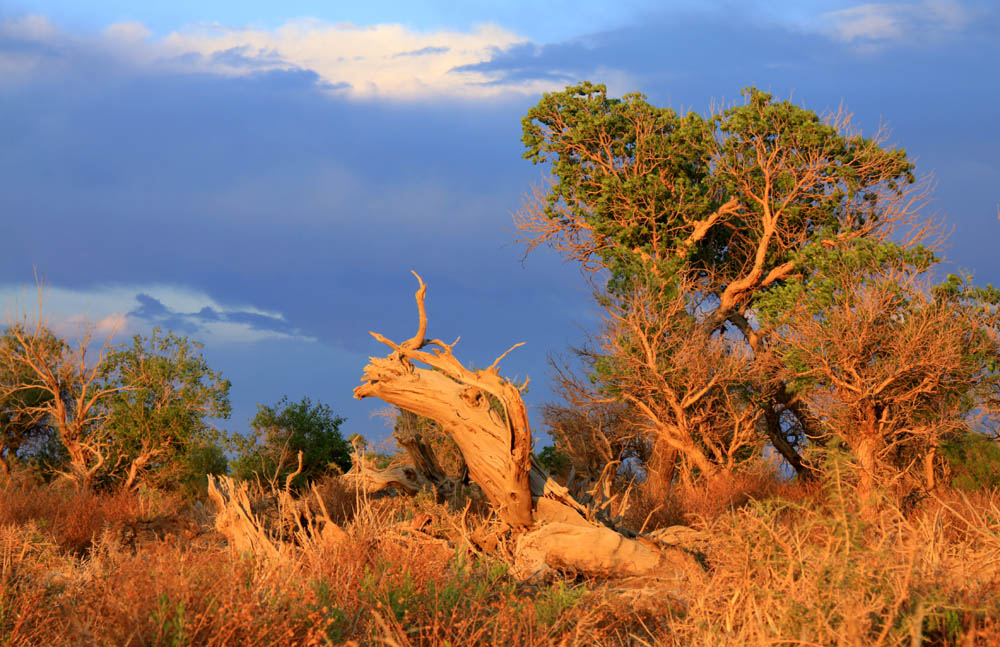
[0,326,63,474]
[520,83,998,496]
[98,328,231,488]
[234,396,350,490]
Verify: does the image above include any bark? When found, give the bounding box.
[763,402,807,476]
[353,273,704,582]
[344,457,435,495]
[855,434,880,501]
[644,442,677,494]
[394,409,468,484]
[121,444,164,491]
[923,447,937,491]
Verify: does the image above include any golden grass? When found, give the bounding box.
[1,466,997,647]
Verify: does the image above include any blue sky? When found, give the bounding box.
[2,1,998,446]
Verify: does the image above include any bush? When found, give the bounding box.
[232,396,350,490]
[940,432,1000,492]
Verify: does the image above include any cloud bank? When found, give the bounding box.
[1,1,996,440]
[820,0,974,45]
[0,283,315,344]
[0,15,566,99]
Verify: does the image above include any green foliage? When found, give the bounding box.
[150,593,189,647]
[535,445,571,476]
[309,579,348,645]
[359,562,418,622]
[0,327,64,469]
[754,237,938,327]
[358,554,516,626]
[520,81,1000,492]
[176,436,229,498]
[940,432,1000,492]
[233,396,350,489]
[535,580,587,628]
[98,328,231,488]
[522,83,915,297]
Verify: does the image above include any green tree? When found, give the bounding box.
[0,317,123,489]
[519,83,945,486]
[99,328,231,489]
[940,431,1000,492]
[0,326,63,475]
[762,257,1000,496]
[233,396,350,490]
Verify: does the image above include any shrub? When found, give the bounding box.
[940,432,1000,492]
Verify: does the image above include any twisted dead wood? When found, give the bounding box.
[353,273,704,582]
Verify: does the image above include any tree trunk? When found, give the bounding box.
[353,273,704,582]
[344,461,435,495]
[643,441,677,497]
[854,434,879,501]
[923,447,937,491]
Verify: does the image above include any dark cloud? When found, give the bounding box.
[209,45,285,68]
[127,295,201,334]
[130,294,170,319]
[196,306,221,321]
[1,7,997,439]
[126,293,304,338]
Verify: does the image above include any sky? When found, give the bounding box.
[1,0,998,447]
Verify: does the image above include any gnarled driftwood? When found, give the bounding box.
[353,272,703,582]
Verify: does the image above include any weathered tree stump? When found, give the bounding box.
[353,272,704,583]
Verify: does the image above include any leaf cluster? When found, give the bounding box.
[233,395,351,490]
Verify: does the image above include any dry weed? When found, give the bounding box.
[1,468,997,646]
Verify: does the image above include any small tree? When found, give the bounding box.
[98,328,231,489]
[234,396,350,490]
[604,278,765,485]
[940,431,1000,492]
[0,311,122,489]
[763,258,1000,497]
[0,327,61,476]
[543,349,649,485]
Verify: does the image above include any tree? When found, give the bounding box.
[518,83,937,486]
[762,255,1000,497]
[0,309,122,489]
[542,352,646,483]
[98,328,231,489]
[0,327,61,476]
[234,396,350,490]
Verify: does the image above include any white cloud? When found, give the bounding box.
[0,283,314,345]
[161,20,542,98]
[822,0,972,43]
[0,14,561,99]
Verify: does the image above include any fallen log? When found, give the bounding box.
[343,416,467,500]
[343,459,433,495]
[353,272,703,582]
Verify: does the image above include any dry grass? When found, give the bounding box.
[0,470,157,554]
[1,464,997,647]
[623,463,816,532]
[670,485,1000,645]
